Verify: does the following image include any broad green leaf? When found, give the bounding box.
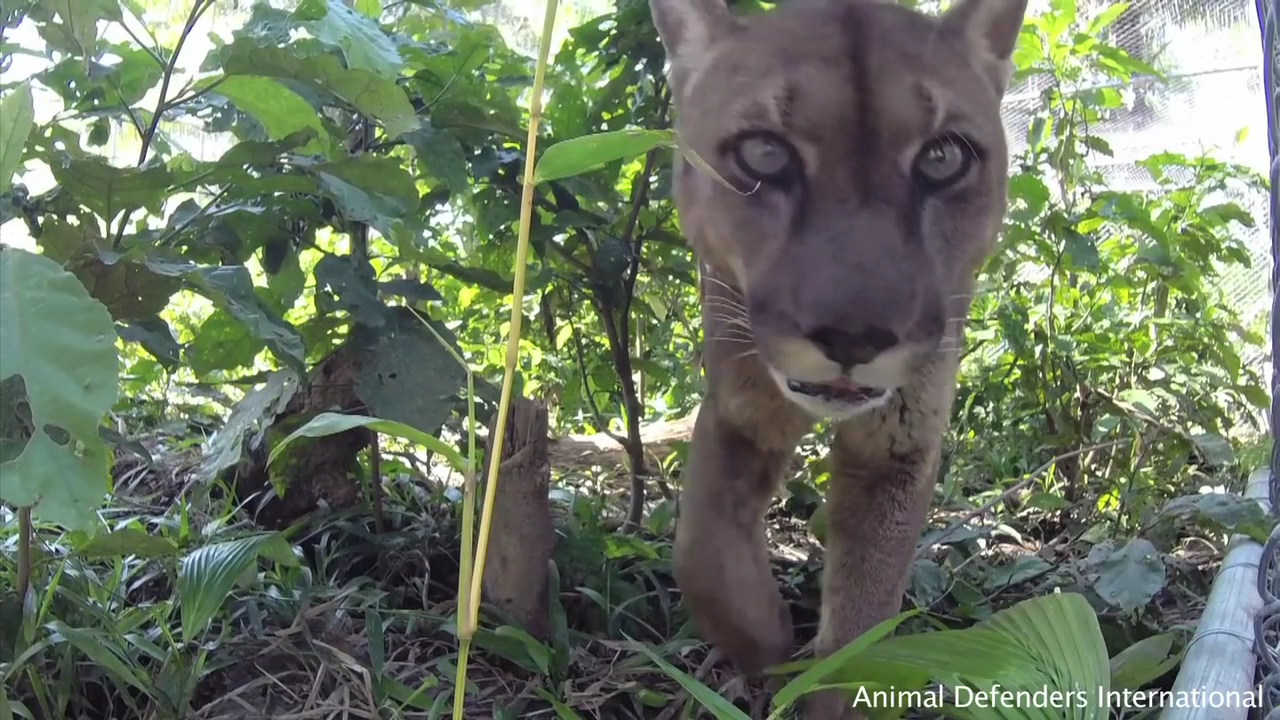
[849,627,1036,685]
[1158,492,1275,543]
[1086,539,1165,613]
[115,316,182,370]
[178,533,298,643]
[0,83,34,194]
[46,156,173,224]
[268,411,467,473]
[631,641,752,720]
[349,308,467,444]
[219,37,417,137]
[293,0,402,78]
[186,308,264,375]
[770,610,918,711]
[34,0,118,56]
[214,76,332,156]
[0,248,118,530]
[407,127,471,194]
[1109,632,1181,692]
[1186,432,1234,467]
[36,221,183,321]
[76,527,179,558]
[37,47,161,114]
[973,592,1111,720]
[313,254,388,326]
[196,369,300,482]
[533,129,675,184]
[130,259,306,376]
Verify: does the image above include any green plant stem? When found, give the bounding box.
[452,0,558,715]
[137,0,213,166]
[15,506,30,604]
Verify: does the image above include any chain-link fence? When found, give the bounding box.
[1255,0,1280,712]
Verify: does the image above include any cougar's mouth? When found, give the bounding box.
[785,378,887,405]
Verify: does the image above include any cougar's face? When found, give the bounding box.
[658,0,1023,420]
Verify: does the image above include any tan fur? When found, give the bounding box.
[648,0,1028,717]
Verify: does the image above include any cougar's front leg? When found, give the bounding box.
[673,399,802,676]
[802,399,948,719]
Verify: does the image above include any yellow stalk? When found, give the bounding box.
[451,0,559,716]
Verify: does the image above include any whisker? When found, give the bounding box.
[702,300,749,317]
[703,275,746,298]
[728,348,760,363]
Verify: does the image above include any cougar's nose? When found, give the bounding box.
[806,325,899,368]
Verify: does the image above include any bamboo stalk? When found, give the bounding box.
[450,0,559,716]
[1164,467,1271,719]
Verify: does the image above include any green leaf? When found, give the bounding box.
[313,254,390,327]
[493,625,552,675]
[76,527,179,558]
[116,316,182,370]
[219,37,418,138]
[47,155,173,223]
[0,83,34,194]
[1063,229,1100,271]
[975,592,1111,720]
[532,688,587,720]
[46,621,153,699]
[349,308,467,444]
[134,260,306,376]
[0,248,118,530]
[1085,1,1128,34]
[407,127,471,194]
[268,411,467,473]
[533,129,674,184]
[186,308,263,374]
[631,640,752,720]
[1158,493,1275,544]
[196,369,300,481]
[293,0,402,79]
[34,0,118,56]
[214,76,332,156]
[769,610,918,711]
[1086,539,1165,613]
[1109,632,1181,691]
[984,554,1053,591]
[178,533,298,643]
[1186,432,1234,467]
[37,221,184,321]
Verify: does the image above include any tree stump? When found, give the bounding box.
[480,397,555,641]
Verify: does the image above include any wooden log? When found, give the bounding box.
[480,397,555,640]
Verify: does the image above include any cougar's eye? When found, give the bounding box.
[733,132,795,182]
[913,132,976,189]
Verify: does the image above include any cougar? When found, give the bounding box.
[647,0,1027,715]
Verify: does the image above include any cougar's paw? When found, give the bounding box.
[673,535,793,675]
[803,688,863,720]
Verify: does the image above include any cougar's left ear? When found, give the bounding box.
[649,0,737,63]
[942,0,1029,94]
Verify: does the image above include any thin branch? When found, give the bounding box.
[117,19,165,69]
[619,85,671,325]
[137,0,214,166]
[917,438,1130,556]
[568,314,627,448]
[166,76,227,110]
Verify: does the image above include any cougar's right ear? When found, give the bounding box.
[649,0,736,62]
